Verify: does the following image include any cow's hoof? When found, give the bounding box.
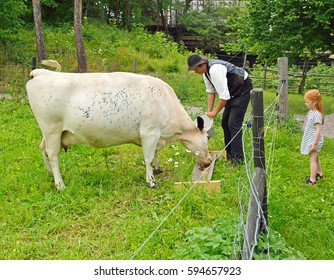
[56,184,66,192]
[153,168,163,175]
[149,182,157,189]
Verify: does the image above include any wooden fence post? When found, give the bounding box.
[32,57,37,70]
[263,62,267,89]
[242,89,267,260]
[243,51,248,69]
[278,57,288,121]
[133,59,137,73]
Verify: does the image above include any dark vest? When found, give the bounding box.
[206,59,245,97]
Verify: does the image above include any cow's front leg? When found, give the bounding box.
[153,150,162,175]
[141,153,156,188]
[146,164,156,188]
[141,134,160,188]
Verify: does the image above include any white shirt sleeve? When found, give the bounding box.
[203,64,231,100]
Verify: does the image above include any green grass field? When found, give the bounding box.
[0,98,237,259]
[1,89,334,260]
[1,17,334,261]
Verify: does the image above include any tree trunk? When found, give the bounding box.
[84,0,90,17]
[298,58,309,94]
[125,0,131,30]
[157,0,167,31]
[183,0,193,13]
[74,0,87,72]
[114,0,120,25]
[32,0,47,63]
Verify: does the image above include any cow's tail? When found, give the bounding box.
[29,60,62,79]
[41,60,62,71]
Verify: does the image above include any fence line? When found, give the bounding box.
[250,66,334,95]
[1,60,334,97]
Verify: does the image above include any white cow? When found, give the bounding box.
[26,69,211,190]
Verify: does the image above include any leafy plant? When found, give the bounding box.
[172,217,304,260]
[253,232,304,260]
[171,216,238,260]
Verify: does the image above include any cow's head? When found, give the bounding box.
[181,116,212,169]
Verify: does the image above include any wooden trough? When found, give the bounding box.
[174,150,226,193]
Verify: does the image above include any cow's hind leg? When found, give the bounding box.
[44,133,66,191]
[39,138,52,173]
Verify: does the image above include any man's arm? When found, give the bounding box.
[206,98,227,119]
[207,92,215,112]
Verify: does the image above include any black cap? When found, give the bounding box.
[187,54,204,71]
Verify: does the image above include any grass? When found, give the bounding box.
[1,89,334,260]
[0,99,237,259]
[1,19,334,260]
[266,120,334,259]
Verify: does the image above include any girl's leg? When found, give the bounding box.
[309,151,318,182]
[316,154,323,178]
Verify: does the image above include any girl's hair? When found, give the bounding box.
[305,89,324,124]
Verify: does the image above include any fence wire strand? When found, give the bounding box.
[131,90,280,260]
[130,123,246,260]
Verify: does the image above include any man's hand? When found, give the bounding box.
[205,111,217,119]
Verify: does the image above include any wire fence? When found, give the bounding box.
[217,52,334,95]
[251,67,334,95]
[0,58,295,260]
[0,63,32,99]
[129,91,280,260]
[1,58,334,100]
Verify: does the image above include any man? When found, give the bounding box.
[187,53,253,166]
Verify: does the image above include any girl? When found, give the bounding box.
[300,89,324,184]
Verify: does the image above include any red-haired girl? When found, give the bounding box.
[300,89,324,184]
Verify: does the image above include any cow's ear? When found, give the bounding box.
[196,116,204,131]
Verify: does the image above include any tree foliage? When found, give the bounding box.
[226,0,334,63]
[0,0,28,55]
[2,0,334,66]
[178,1,242,52]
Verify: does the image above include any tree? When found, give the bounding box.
[178,0,241,53]
[182,0,193,13]
[0,0,27,61]
[227,0,334,63]
[124,0,131,29]
[74,0,87,72]
[32,0,47,62]
[42,0,74,23]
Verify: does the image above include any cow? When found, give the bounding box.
[26,68,212,191]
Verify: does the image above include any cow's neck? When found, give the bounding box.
[178,127,199,146]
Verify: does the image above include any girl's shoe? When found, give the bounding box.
[316,173,324,180]
[305,178,316,185]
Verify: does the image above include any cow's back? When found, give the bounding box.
[26,70,190,147]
